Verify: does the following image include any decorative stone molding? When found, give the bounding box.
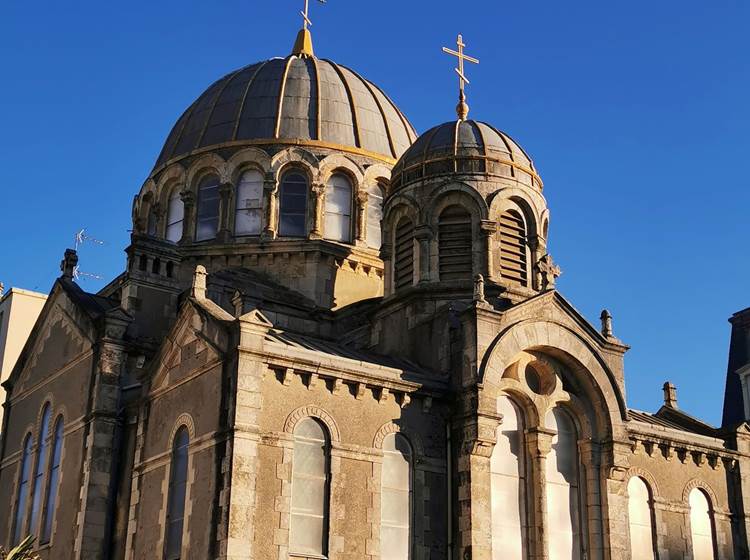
[372,422,425,458]
[682,478,719,508]
[283,405,341,442]
[168,413,196,444]
[624,466,661,498]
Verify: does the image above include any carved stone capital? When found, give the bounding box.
[479,219,497,236]
[180,189,196,207]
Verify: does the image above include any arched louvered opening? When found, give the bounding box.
[627,476,656,559]
[380,433,413,560]
[499,209,529,286]
[394,217,414,290]
[689,488,716,560]
[491,396,528,559]
[438,205,473,282]
[195,174,220,242]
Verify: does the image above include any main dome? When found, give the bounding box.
[154,55,417,171]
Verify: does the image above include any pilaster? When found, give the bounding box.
[217,181,234,242]
[355,191,368,246]
[526,427,553,560]
[414,225,432,284]
[310,182,325,239]
[262,173,278,240]
[179,190,196,244]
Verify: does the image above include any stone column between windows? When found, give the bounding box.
[578,440,605,558]
[179,189,196,244]
[525,427,554,560]
[310,182,325,239]
[217,181,234,242]
[454,406,500,560]
[599,441,632,560]
[380,243,393,297]
[262,173,278,240]
[479,220,497,281]
[73,314,130,560]
[355,191,368,246]
[414,225,432,283]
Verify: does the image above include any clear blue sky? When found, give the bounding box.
[1,1,748,424]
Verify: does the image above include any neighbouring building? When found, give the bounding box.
[1,17,749,560]
[0,285,47,428]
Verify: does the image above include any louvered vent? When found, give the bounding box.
[438,206,473,281]
[499,209,528,286]
[394,218,414,290]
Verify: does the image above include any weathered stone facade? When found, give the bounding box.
[1,27,749,560]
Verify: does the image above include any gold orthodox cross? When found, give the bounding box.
[301,0,326,30]
[442,34,479,120]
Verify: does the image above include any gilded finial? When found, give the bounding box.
[292,0,326,57]
[442,34,479,121]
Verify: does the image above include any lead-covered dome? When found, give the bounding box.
[391,119,542,191]
[154,55,417,171]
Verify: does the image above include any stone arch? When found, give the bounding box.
[271,147,319,183]
[363,163,393,193]
[155,163,187,201]
[227,147,272,184]
[185,153,226,192]
[283,405,341,442]
[481,319,627,440]
[682,479,719,508]
[318,154,365,186]
[625,466,660,498]
[372,422,425,458]
[422,181,489,224]
[497,386,541,429]
[35,395,54,434]
[168,413,196,446]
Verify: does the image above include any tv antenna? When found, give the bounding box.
[72,266,104,282]
[74,229,105,250]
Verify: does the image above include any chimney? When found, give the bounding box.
[60,249,78,279]
[663,381,678,409]
[192,265,207,299]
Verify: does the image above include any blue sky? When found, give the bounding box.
[1,1,748,424]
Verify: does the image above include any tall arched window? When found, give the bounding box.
[394,217,414,290]
[438,205,473,281]
[166,190,184,243]
[195,175,220,241]
[290,418,330,557]
[30,404,52,535]
[324,173,352,243]
[147,209,158,236]
[689,488,716,560]
[366,183,384,249]
[12,434,33,545]
[164,426,189,560]
[491,396,527,559]
[235,169,264,235]
[545,407,581,560]
[380,433,413,560]
[41,416,64,544]
[279,171,308,237]
[499,209,528,286]
[627,476,656,559]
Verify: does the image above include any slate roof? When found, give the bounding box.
[154,56,417,170]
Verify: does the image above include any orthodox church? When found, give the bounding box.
[1,12,750,560]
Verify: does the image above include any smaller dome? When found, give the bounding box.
[391,120,542,191]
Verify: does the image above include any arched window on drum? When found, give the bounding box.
[366,183,385,249]
[279,171,309,237]
[324,173,352,243]
[689,488,716,560]
[166,190,184,243]
[490,396,528,559]
[545,407,582,560]
[380,433,413,560]
[234,170,264,236]
[195,175,220,241]
[438,205,472,281]
[498,208,529,286]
